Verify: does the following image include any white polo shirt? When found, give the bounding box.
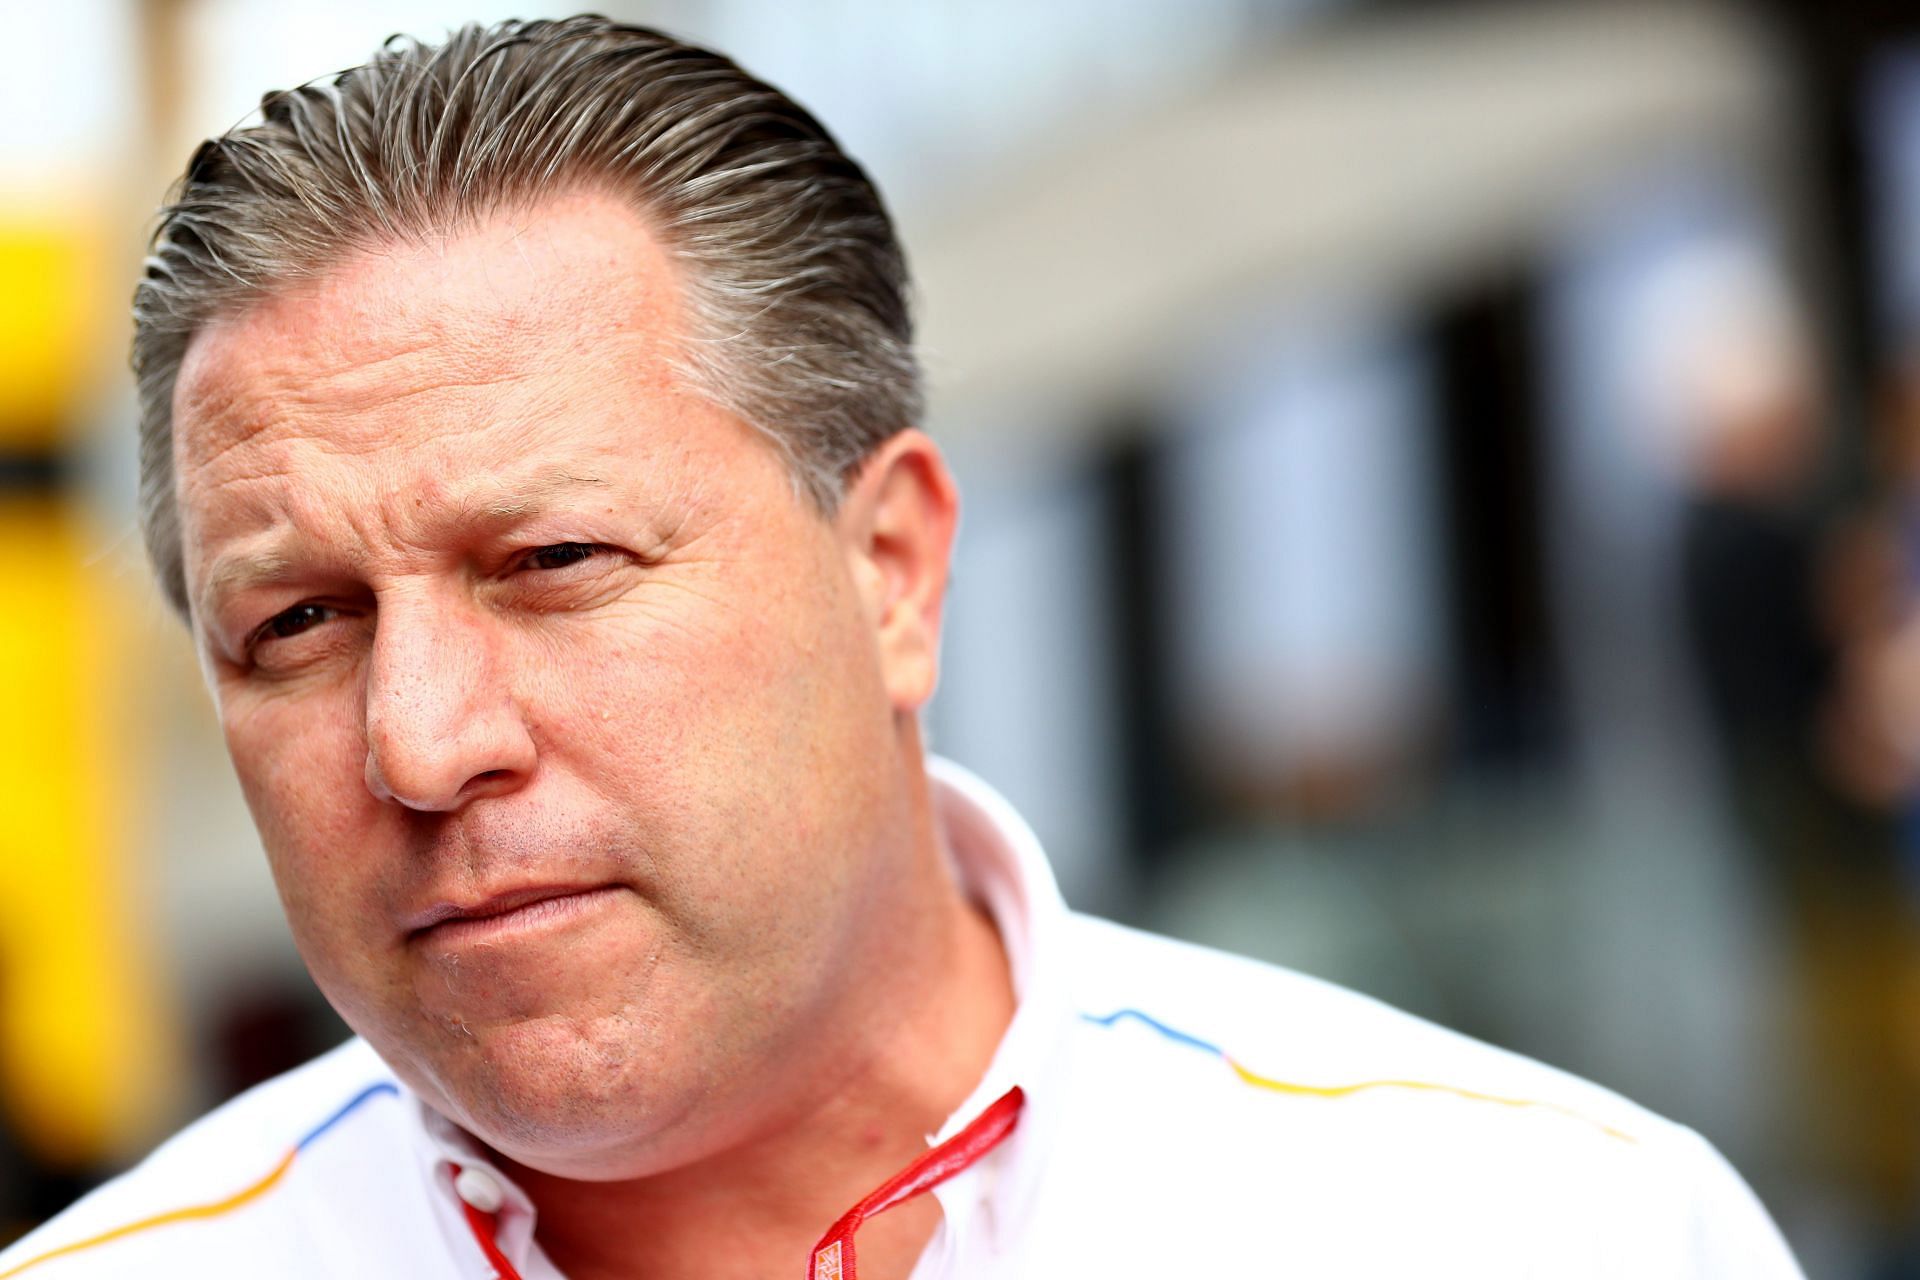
[0,758,1803,1278]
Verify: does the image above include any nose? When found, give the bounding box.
[361,595,536,811]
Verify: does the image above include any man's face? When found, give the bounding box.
[171,192,936,1177]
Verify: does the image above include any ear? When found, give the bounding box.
[836,430,960,713]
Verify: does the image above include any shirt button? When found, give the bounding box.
[455,1166,505,1214]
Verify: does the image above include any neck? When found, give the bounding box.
[501,777,1015,1280]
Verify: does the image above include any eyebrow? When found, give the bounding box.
[200,548,297,619]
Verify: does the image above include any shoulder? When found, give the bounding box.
[1064,911,1654,1128]
[1048,914,1802,1277]
[0,1040,423,1280]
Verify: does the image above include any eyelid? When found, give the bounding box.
[516,541,611,571]
[244,610,289,651]
[243,601,334,655]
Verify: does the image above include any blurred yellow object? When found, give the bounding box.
[0,501,177,1166]
[0,213,107,445]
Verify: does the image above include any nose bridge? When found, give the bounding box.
[363,587,528,810]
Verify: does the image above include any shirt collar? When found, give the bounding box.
[408,1093,552,1276]
[401,753,1073,1275]
[916,755,1073,1259]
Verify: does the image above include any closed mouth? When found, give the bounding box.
[406,884,621,940]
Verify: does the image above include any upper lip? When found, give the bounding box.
[404,884,606,936]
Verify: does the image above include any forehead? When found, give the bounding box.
[172,189,687,475]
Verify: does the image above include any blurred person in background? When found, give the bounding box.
[1816,349,1920,1264]
[0,14,1804,1280]
[1662,248,1920,1267]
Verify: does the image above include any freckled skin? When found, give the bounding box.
[171,190,1008,1270]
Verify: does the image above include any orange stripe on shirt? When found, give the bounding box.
[0,1149,295,1279]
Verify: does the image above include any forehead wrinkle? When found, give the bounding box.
[188,335,537,458]
[181,244,652,458]
[456,467,611,523]
[176,194,691,495]
[221,195,671,374]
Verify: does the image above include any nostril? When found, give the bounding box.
[460,768,521,799]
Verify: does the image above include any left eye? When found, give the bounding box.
[261,602,334,641]
[523,542,599,571]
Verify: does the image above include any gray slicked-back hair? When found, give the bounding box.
[133,15,921,616]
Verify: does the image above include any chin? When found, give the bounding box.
[408,1007,717,1178]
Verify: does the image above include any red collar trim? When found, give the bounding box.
[454,1086,1027,1280]
[451,1171,519,1279]
[809,1085,1026,1280]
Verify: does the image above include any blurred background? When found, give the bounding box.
[7,0,1920,1272]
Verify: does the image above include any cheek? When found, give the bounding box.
[638,576,867,746]
[530,554,888,898]
[527,609,795,866]
[532,552,848,763]
[221,682,388,940]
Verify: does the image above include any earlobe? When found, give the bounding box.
[839,431,959,713]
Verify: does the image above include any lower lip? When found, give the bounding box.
[416,886,624,947]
